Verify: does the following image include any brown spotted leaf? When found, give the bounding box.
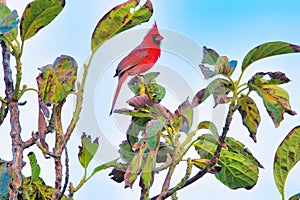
[20,0,65,41]
[242,41,300,72]
[36,55,78,105]
[249,75,296,128]
[139,152,156,195]
[192,78,233,108]
[238,95,261,142]
[127,94,155,108]
[249,72,290,86]
[91,0,153,52]
[124,143,146,188]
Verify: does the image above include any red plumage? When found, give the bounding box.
[110,22,164,115]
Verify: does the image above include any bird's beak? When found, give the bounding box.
[156,35,164,41]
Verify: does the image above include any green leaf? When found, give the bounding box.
[237,95,261,142]
[274,126,300,198]
[114,108,151,118]
[128,75,145,95]
[36,55,78,105]
[140,152,156,193]
[249,83,296,128]
[91,159,121,178]
[202,46,219,65]
[289,193,300,200]
[127,117,151,148]
[197,121,219,137]
[20,0,65,41]
[192,158,210,170]
[214,150,258,189]
[28,152,41,183]
[194,135,260,189]
[35,177,67,200]
[144,120,164,151]
[78,133,99,169]
[124,143,146,188]
[146,83,166,103]
[174,98,193,129]
[117,0,153,34]
[225,137,264,169]
[91,0,153,52]
[148,104,172,121]
[144,72,160,84]
[19,176,67,200]
[242,41,300,72]
[119,140,135,163]
[192,78,232,108]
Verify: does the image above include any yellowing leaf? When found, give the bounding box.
[20,0,65,41]
[36,55,78,105]
[250,84,296,128]
[274,126,300,199]
[91,0,153,52]
[238,95,261,142]
[197,121,219,138]
[140,152,156,193]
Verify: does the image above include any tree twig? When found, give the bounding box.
[59,146,69,199]
[150,102,237,200]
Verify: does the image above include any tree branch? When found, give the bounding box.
[2,40,23,200]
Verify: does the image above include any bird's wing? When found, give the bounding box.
[115,47,148,76]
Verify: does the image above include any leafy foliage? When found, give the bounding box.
[1,0,300,199]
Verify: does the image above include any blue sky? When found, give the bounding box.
[2,0,300,199]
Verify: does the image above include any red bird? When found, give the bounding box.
[110,22,164,115]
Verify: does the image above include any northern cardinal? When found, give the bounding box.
[110,22,164,115]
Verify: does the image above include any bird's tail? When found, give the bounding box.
[110,73,128,116]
